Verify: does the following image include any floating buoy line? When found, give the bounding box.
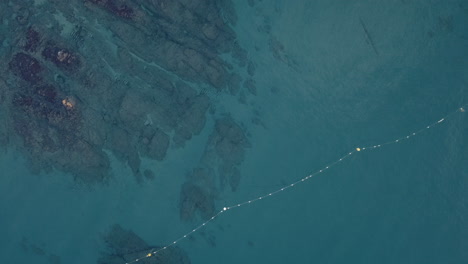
[125,105,466,264]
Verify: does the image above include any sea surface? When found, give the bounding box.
[1,1,467,264]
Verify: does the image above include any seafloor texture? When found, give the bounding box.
[0,0,253,184]
[1,0,468,264]
[1,0,257,263]
[99,224,190,264]
[0,0,257,232]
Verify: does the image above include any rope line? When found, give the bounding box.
[126,105,466,264]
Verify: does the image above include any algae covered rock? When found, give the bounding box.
[179,116,250,221]
[0,0,252,185]
[99,224,191,264]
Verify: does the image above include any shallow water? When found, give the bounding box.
[1,1,467,264]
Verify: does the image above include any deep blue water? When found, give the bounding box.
[1,1,467,264]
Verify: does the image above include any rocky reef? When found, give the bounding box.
[99,224,190,264]
[0,0,255,184]
[179,116,250,221]
[179,167,217,221]
[0,1,260,261]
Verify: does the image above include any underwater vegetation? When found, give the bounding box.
[99,224,190,264]
[0,0,264,262]
[0,0,254,185]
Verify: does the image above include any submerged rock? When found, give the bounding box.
[139,126,170,161]
[0,0,253,185]
[179,117,250,221]
[23,27,42,53]
[99,224,191,264]
[179,168,217,221]
[86,0,136,20]
[9,53,43,83]
[42,43,81,72]
[213,117,251,167]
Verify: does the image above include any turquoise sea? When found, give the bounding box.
[1,1,467,264]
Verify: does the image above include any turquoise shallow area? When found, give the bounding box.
[1,1,467,264]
